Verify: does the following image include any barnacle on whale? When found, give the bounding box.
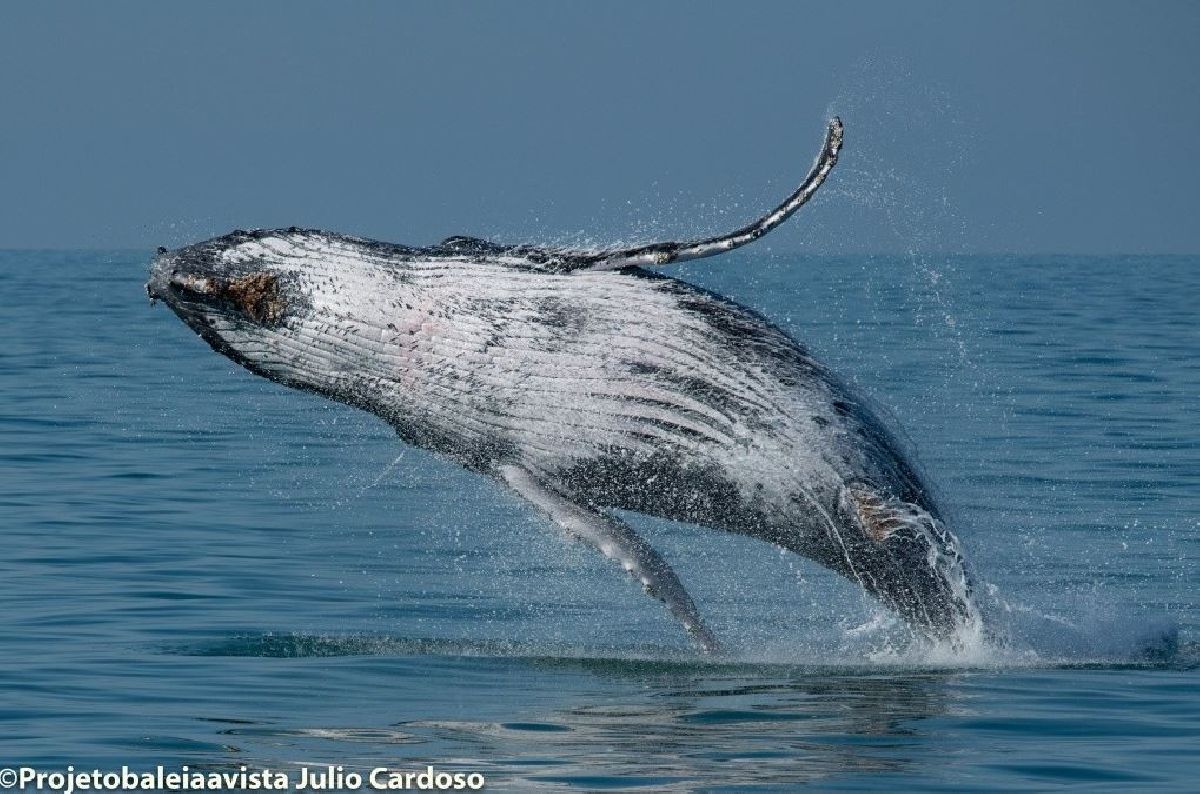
[224,272,285,325]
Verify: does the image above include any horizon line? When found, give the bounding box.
[1,247,1198,258]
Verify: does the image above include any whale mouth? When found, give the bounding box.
[147,252,286,328]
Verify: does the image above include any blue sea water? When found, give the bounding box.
[1,250,1197,791]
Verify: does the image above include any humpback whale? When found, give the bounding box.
[148,118,980,652]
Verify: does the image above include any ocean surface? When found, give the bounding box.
[1,250,1197,791]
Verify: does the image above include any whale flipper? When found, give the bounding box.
[575,117,843,271]
[841,485,979,637]
[499,463,720,653]
[431,118,840,274]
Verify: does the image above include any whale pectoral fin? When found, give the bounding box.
[843,485,919,544]
[444,118,840,274]
[841,484,978,633]
[498,463,720,654]
[565,117,843,272]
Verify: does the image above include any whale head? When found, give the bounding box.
[147,228,422,411]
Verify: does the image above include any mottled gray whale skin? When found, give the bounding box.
[148,119,981,651]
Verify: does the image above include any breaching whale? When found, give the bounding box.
[148,118,980,652]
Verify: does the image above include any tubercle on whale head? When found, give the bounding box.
[148,235,288,323]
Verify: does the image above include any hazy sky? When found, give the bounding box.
[1,1,1197,252]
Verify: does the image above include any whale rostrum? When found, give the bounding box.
[148,118,982,652]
